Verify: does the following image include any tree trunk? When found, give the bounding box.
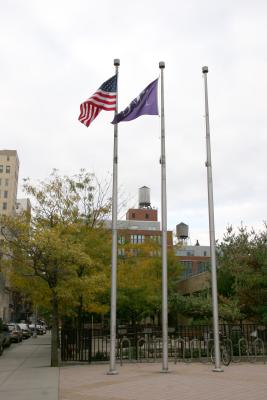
[51,292,59,367]
[77,296,83,331]
[77,296,83,359]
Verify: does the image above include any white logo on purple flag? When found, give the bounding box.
[112,79,159,124]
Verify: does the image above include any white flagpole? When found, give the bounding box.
[202,66,223,372]
[159,61,169,372]
[108,58,120,375]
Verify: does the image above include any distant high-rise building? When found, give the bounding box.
[16,198,31,215]
[0,150,20,322]
[0,150,19,216]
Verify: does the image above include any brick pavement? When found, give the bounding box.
[60,362,267,400]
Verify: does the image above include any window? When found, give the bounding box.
[0,165,3,173]
[0,179,1,185]
[186,250,194,256]
[145,213,149,219]
[7,156,10,161]
[4,191,8,198]
[5,179,8,186]
[150,235,161,243]
[181,261,193,278]
[203,251,207,256]
[130,235,136,244]
[3,202,7,210]
[6,165,10,173]
[197,261,210,274]
[150,250,161,257]
[130,234,145,244]
[118,235,125,244]
[132,213,135,219]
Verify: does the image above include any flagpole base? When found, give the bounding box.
[160,368,169,373]
[212,367,224,372]
[107,370,118,375]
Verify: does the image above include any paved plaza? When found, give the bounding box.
[60,362,267,400]
[0,333,266,400]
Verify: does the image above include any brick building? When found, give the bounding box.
[105,188,211,296]
[176,243,210,295]
[105,186,173,253]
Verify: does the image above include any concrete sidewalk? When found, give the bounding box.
[60,362,267,400]
[0,332,59,400]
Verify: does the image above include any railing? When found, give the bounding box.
[60,323,267,364]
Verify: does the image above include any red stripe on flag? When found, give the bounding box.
[79,89,117,127]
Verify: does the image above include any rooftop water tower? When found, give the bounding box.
[176,222,189,243]
[139,186,151,208]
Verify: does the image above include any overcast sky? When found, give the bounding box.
[1,0,267,245]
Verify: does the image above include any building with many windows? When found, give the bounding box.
[0,150,32,322]
[16,198,32,215]
[105,187,211,296]
[0,150,20,321]
[105,186,173,256]
[176,243,211,295]
[173,222,211,294]
[0,150,19,216]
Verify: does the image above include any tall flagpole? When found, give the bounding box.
[202,66,223,372]
[159,61,168,372]
[108,58,120,375]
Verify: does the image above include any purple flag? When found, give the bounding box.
[112,78,158,124]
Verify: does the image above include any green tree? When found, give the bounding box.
[217,224,267,323]
[116,239,182,325]
[0,170,111,366]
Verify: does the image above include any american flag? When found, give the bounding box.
[78,75,117,127]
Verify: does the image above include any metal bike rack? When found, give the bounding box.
[206,338,214,363]
[174,337,186,364]
[151,336,161,362]
[137,337,147,362]
[235,338,250,362]
[252,338,266,364]
[120,337,132,366]
[205,337,233,365]
[190,338,201,363]
[199,338,210,364]
[245,338,264,363]
[224,338,233,360]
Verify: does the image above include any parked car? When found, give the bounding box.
[29,324,44,335]
[2,324,12,347]
[39,320,48,332]
[17,323,32,339]
[39,324,47,334]
[0,331,4,355]
[7,323,23,343]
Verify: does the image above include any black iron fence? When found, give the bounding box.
[60,323,267,363]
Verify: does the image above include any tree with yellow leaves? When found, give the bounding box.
[116,238,182,325]
[0,170,112,366]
